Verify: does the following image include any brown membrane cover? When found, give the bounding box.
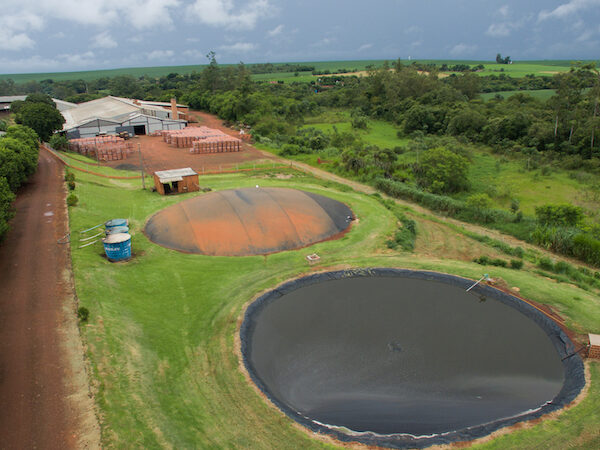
[145,187,354,256]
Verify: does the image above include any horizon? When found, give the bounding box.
[2,1,600,75]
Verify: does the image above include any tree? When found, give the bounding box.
[0,176,16,241]
[535,204,584,227]
[415,146,470,194]
[496,53,511,64]
[15,102,65,141]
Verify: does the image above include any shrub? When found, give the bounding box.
[64,171,75,182]
[510,259,523,269]
[68,180,76,191]
[49,134,69,151]
[77,306,89,322]
[473,256,508,267]
[538,256,554,271]
[66,193,78,207]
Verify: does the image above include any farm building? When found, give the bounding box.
[61,96,187,139]
[589,334,600,359]
[0,95,76,117]
[154,168,199,195]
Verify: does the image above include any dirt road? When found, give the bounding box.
[0,151,99,449]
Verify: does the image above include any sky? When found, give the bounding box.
[0,0,599,74]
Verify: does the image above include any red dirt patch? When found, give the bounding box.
[101,110,278,175]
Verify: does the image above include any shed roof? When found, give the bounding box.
[590,334,600,347]
[62,96,186,131]
[0,96,76,112]
[155,168,197,183]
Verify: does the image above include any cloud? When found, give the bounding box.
[2,0,179,31]
[486,23,511,37]
[91,31,117,49]
[146,50,175,60]
[538,0,600,21]
[357,43,373,52]
[0,10,43,51]
[498,5,509,17]
[187,0,272,30]
[219,42,257,52]
[268,24,284,37]
[450,43,477,56]
[58,51,96,66]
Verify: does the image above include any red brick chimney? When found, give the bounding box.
[171,98,179,120]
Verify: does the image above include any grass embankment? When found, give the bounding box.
[67,154,600,448]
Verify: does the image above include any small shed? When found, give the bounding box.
[589,334,600,359]
[154,168,199,195]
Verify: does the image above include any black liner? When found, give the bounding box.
[240,268,586,449]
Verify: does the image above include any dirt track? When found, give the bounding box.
[0,151,99,449]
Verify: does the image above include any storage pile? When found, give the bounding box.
[190,136,241,154]
[68,136,135,161]
[160,126,241,153]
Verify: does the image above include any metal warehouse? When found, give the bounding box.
[61,96,187,139]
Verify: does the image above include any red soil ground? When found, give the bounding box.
[0,151,98,449]
[103,110,279,174]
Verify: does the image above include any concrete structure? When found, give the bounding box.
[61,96,187,139]
[589,334,600,359]
[153,168,199,195]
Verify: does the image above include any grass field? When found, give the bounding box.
[66,153,600,448]
[2,59,598,84]
[288,113,600,222]
[0,60,389,83]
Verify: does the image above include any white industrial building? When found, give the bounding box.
[0,95,77,114]
[61,96,187,139]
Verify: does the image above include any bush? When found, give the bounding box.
[64,171,75,182]
[510,259,523,269]
[538,256,554,271]
[77,306,89,322]
[68,181,76,191]
[49,134,69,151]
[67,193,78,206]
[473,256,508,267]
[0,177,16,242]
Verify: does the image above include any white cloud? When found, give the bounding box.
[498,5,509,17]
[2,0,179,31]
[147,50,175,60]
[0,10,43,50]
[219,42,257,52]
[450,43,477,56]
[268,24,284,37]
[187,0,272,30]
[486,23,511,37]
[538,0,600,21]
[357,43,373,52]
[58,51,96,66]
[91,31,117,49]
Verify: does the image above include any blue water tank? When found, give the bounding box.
[106,225,129,235]
[105,218,128,229]
[102,233,132,262]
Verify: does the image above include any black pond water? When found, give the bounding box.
[245,276,564,436]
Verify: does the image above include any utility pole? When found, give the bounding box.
[138,143,146,189]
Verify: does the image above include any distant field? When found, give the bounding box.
[0,60,388,83]
[480,89,557,101]
[2,59,598,83]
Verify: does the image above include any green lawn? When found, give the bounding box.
[66,154,600,448]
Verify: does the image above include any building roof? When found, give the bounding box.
[138,100,188,108]
[154,168,197,183]
[61,96,184,131]
[0,96,76,112]
[590,334,600,347]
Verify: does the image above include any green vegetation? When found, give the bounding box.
[66,156,600,448]
[0,124,39,240]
